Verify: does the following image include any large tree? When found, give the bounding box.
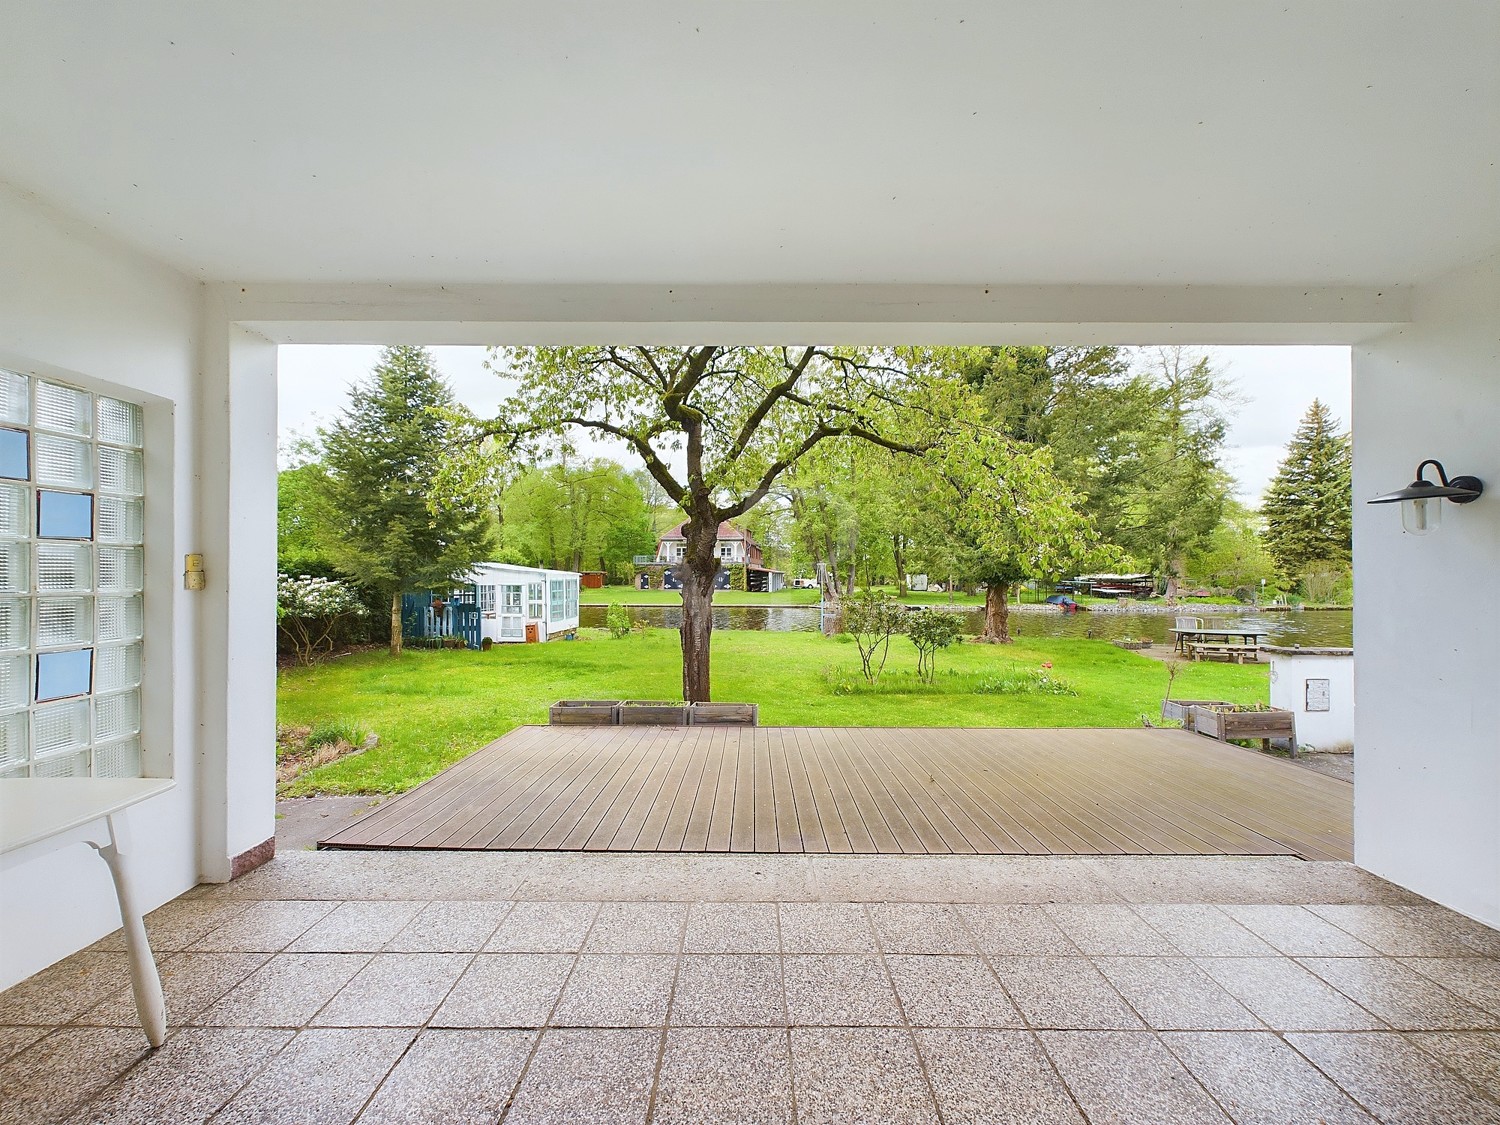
[1116,348,1237,600]
[897,436,1102,642]
[474,345,1057,700]
[1261,398,1352,582]
[310,346,494,655]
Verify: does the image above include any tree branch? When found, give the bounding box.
[727,346,817,460]
[718,422,931,522]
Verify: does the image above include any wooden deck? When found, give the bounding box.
[319,726,1353,861]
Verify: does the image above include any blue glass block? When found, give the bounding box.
[37,491,94,539]
[0,429,28,480]
[36,648,92,702]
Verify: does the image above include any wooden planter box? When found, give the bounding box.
[618,700,690,726]
[689,702,759,726]
[1161,699,1232,731]
[548,700,621,726]
[1190,705,1297,753]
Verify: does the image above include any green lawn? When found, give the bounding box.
[278,629,1269,796]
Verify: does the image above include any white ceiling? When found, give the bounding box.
[2,2,1496,288]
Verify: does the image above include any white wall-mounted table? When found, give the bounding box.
[0,777,174,1046]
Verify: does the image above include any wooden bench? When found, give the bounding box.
[1187,641,1258,664]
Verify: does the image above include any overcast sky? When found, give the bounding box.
[277,344,1351,505]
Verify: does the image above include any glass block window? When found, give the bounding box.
[0,370,144,779]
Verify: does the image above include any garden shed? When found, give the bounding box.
[406,564,580,647]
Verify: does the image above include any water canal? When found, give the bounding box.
[579,604,1355,648]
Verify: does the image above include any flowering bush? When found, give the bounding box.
[277,574,367,664]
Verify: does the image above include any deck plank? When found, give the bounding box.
[319,725,1353,861]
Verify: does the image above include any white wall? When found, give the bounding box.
[0,188,271,985]
[1267,651,1354,751]
[1353,253,1500,926]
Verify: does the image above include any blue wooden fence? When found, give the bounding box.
[401,588,482,650]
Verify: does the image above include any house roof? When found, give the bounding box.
[658,521,753,544]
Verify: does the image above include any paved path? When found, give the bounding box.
[6,851,1498,1124]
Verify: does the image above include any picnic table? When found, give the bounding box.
[1169,626,1268,662]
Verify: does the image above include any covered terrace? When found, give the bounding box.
[1,2,1498,1121]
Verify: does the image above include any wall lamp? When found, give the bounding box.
[1368,459,1483,535]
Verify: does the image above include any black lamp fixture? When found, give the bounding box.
[1368,459,1483,535]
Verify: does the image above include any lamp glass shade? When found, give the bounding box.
[1402,492,1441,535]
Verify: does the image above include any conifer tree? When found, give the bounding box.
[311,346,494,655]
[1260,399,1352,583]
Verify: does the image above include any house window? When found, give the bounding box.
[478,585,496,614]
[502,585,522,614]
[718,544,734,560]
[549,578,565,620]
[566,579,577,618]
[0,371,145,780]
[527,582,543,618]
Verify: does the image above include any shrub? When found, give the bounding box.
[842,590,907,683]
[605,602,633,638]
[277,573,368,664]
[906,609,964,682]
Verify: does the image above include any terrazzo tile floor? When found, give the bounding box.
[4,852,1500,1123]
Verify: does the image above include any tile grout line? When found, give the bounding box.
[956,905,1093,1125]
[53,897,360,1124]
[495,900,600,1124]
[642,901,691,1123]
[346,897,510,1124]
[988,901,1300,1121]
[863,902,947,1124]
[775,903,799,1125]
[1288,953,1500,1030]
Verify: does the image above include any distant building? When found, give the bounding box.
[634,520,784,593]
[1057,573,1157,599]
[404,563,581,647]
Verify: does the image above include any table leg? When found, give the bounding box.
[89,815,167,1048]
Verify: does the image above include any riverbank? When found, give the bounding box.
[579,604,1355,648]
[582,586,1350,614]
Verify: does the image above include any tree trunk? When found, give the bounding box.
[389,590,403,657]
[1164,554,1184,606]
[678,513,721,702]
[979,582,1013,643]
[891,534,907,595]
